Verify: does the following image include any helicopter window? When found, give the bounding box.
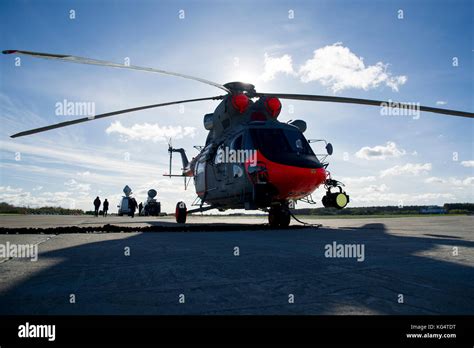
[213,144,225,165]
[250,128,291,155]
[284,129,314,155]
[196,161,205,175]
[250,128,314,156]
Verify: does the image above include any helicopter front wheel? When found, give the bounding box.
[175,201,187,223]
[268,205,291,228]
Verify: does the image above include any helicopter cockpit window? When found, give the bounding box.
[249,128,321,167]
[250,128,314,156]
[295,139,303,150]
[284,130,314,155]
[250,129,290,156]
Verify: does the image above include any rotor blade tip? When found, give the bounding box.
[2,50,18,55]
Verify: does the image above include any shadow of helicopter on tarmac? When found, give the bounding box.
[0,222,473,315]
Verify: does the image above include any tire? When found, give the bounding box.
[268,206,291,228]
[268,208,280,227]
[175,202,187,223]
[279,210,291,228]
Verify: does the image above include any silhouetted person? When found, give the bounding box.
[138,202,143,216]
[93,196,101,217]
[103,199,109,217]
[129,197,137,218]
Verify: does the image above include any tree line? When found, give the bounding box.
[0,202,84,215]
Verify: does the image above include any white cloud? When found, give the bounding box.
[105,121,196,143]
[424,177,446,184]
[355,142,406,160]
[463,177,474,186]
[365,184,389,193]
[64,179,91,193]
[460,160,474,168]
[0,186,80,209]
[0,140,160,178]
[425,176,474,187]
[340,176,376,184]
[436,101,447,105]
[77,171,92,177]
[380,163,432,177]
[0,186,23,193]
[298,43,407,92]
[351,191,456,205]
[413,193,456,201]
[260,53,295,82]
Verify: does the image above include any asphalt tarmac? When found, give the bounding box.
[0,215,472,314]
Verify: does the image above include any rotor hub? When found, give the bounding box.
[223,82,256,95]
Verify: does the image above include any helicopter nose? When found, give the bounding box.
[269,165,327,200]
[245,151,327,200]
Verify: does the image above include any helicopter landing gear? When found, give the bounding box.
[175,201,187,223]
[268,204,291,228]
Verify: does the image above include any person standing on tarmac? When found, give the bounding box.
[93,196,101,217]
[103,199,109,217]
[129,197,137,218]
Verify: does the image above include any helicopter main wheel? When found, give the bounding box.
[279,209,291,228]
[175,201,187,223]
[268,206,291,228]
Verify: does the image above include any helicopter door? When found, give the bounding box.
[226,133,245,188]
[194,160,206,196]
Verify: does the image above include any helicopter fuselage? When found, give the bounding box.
[191,122,327,210]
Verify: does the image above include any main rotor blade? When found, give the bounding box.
[10,95,225,138]
[3,50,231,93]
[255,93,473,118]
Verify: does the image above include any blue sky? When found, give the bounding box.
[0,0,472,211]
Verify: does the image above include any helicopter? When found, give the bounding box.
[3,50,473,227]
